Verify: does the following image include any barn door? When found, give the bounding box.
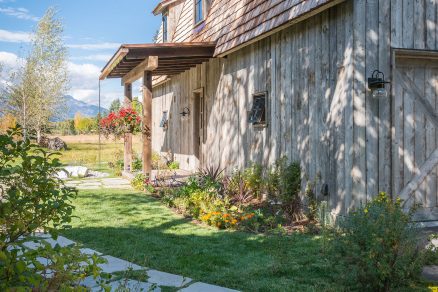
[393,54,438,221]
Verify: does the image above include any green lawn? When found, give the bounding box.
[62,189,343,291]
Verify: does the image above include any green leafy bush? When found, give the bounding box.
[131,173,155,193]
[267,157,302,221]
[332,192,423,291]
[0,128,103,289]
[168,161,180,170]
[132,152,142,172]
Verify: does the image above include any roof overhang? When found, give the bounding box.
[99,42,217,83]
[152,0,181,15]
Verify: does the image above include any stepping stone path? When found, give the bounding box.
[23,233,239,292]
[65,177,132,190]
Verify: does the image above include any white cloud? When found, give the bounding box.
[0,50,120,108]
[0,7,39,21]
[66,61,121,108]
[67,42,120,50]
[0,29,31,43]
[70,54,113,62]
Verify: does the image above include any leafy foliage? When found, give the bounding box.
[100,108,141,140]
[131,173,155,193]
[161,158,304,232]
[0,127,102,289]
[332,193,424,291]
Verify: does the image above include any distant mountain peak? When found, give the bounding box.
[53,95,108,121]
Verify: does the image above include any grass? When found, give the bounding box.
[54,134,142,175]
[62,189,344,291]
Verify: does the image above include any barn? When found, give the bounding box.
[100,0,438,221]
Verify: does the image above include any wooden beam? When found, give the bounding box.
[400,148,438,204]
[99,48,129,80]
[122,56,158,85]
[123,83,133,173]
[142,71,153,175]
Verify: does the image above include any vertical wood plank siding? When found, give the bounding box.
[152,2,354,215]
[151,0,438,216]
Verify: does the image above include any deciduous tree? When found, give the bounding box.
[6,8,68,142]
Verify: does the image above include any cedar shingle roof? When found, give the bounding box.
[191,0,340,56]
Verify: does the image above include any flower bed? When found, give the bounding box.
[157,158,322,233]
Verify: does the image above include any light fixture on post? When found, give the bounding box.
[368,70,391,99]
[180,107,190,117]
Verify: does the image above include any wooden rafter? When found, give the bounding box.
[100,42,216,81]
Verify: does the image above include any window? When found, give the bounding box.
[195,0,203,24]
[248,92,267,126]
[160,111,168,129]
[162,11,168,42]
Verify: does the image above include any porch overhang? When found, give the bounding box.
[99,42,217,83]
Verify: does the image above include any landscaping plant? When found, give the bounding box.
[131,173,155,193]
[332,192,424,291]
[0,128,103,290]
[100,107,141,140]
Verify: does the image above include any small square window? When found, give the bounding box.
[248,93,267,126]
[160,111,168,129]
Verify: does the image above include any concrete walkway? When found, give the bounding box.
[25,233,239,292]
[65,177,132,190]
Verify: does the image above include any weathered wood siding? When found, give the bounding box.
[153,1,354,214]
[152,0,438,217]
[351,0,438,218]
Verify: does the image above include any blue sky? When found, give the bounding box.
[0,0,161,108]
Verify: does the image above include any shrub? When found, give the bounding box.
[132,152,142,172]
[267,157,302,221]
[223,170,254,208]
[131,173,155,193]
[242,163,264,199]
[0,128,103,289]
[168,161,180,170]
[332,192,423,291]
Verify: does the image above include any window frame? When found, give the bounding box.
[194,0,203,25]
[162,10,169,42]
[159,111,169,129]
[248,91,268,127]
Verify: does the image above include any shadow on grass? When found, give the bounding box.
[62,190,343,291]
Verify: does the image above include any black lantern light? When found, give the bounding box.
[368,70,391,99]
[180,107,190,117]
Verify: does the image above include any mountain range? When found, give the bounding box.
[61,95,108,120]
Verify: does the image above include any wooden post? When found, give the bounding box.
[124,83,133,172]
[142,71,153,175]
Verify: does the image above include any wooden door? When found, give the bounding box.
[393,54,438,220]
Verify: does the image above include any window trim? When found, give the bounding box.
[160,111,168,129]
[248,91,268,128]
[162,11,168,42]
[194,0,203,25]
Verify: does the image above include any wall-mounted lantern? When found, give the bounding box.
[159,111,168,130]
[368,70,391,99]
[180,107,190,117]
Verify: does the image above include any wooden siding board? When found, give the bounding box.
[365,0,379,201]
[378,0,391,194]
[352,0,366,208]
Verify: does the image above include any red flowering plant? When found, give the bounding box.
[100,107,141,139]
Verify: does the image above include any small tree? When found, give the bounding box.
[109,98,121,113]
[6,8,68,142]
